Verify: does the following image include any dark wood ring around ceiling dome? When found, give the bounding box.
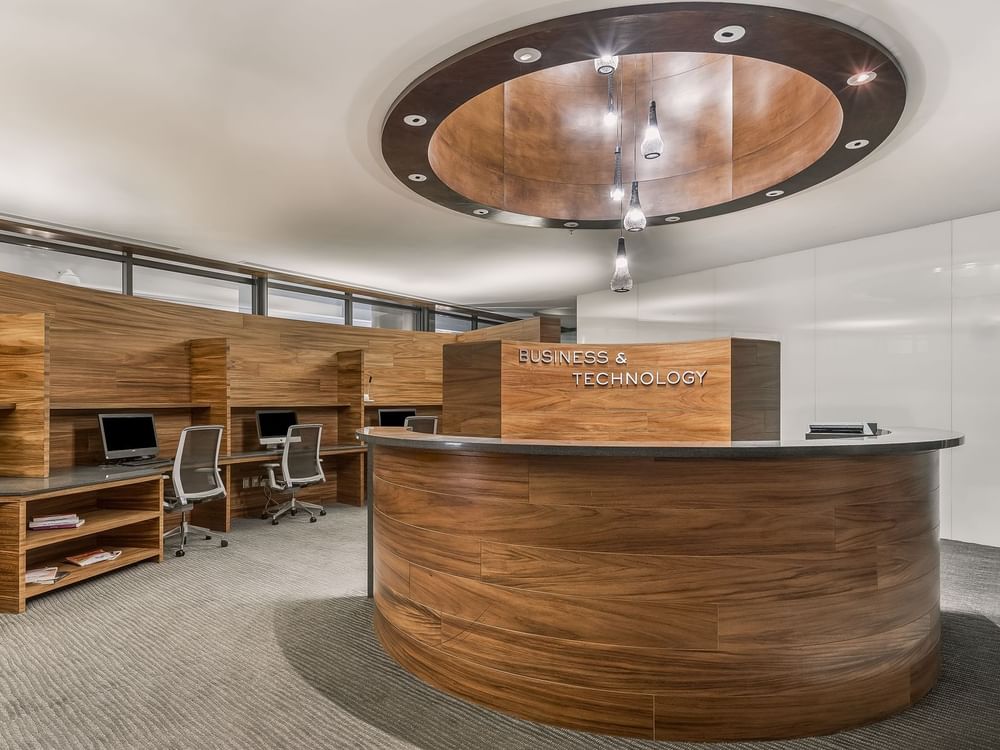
[381,2,906,229]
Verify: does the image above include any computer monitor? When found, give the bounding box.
[378,408,417,427]
[98,413,159,461]
[256,410,298,447]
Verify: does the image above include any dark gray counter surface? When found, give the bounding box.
[0,465,166,498]
[357,426,964,458]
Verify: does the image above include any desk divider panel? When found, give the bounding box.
[0,313,49,477]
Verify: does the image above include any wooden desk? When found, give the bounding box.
[360,427,963,741]
[0,469,164,614]
[0,444,366,613]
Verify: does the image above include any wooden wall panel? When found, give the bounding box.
[441,338,779,441]
[0,270,456,408]
[189,338,231,453]
[0,313,49,477]
[441,341,502,437]
[501,339,734,441]
[372,445,942,741]
[731,338,780,440]
[455,315,561,344]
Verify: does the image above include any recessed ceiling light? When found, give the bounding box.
[473,208,490,216]
[765,189,784,197]
[847,71,877,86]
[845,139,870,150]
[407,173,427,182]
[403,114,427,127]
[513,47,541,63]
[664,216,681,222]
[714,25,746,43]
[564,221,579,228]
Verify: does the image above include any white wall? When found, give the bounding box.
[578,210,1000,547]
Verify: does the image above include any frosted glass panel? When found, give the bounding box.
[0,242,122,292]
[268,285,345,325]
[133,265,252,313]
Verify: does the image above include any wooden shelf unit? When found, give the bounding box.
[1,473,164,613]
[25,546,160,599]
[24,508,161,550]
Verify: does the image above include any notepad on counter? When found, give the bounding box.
[65,549,122,567]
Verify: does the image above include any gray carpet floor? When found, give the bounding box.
[0,506,997,750]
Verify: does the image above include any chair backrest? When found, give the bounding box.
[282,423,325,486]
[172,425,225,503]
[404,415,439,434]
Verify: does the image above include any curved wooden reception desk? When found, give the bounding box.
[360,427,963,741]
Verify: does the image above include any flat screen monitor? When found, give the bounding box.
[256,410,298,446]
[378,408,417,427]
[98,413,159,461]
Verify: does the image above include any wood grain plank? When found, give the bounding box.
[374,508,480,579]
[0,313,49,477]
[408,564,718,650]
[481,541,878,602]
[376,610,656,739]
[375,476,834,555]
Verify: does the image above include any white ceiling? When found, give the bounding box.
[0,0,997,315]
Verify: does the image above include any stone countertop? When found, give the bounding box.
[356,426,964,458]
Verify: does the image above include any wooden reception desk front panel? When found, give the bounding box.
[370,440,944,741]
[442,338,780,442]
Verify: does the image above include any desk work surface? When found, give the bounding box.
[0,444,366,497]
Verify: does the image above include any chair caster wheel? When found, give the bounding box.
[260,513,269,520]
[220,540,229,548]
[272,519,279,525]
[205,535,212,540]
[310,516,317,523]
[290,509,297,516]
[320,510,327,516]
[175,549,185,557]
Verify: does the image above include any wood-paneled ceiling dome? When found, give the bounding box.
[382,3,906,229]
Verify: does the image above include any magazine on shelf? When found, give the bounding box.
[65,549,122,567]
[25,566,59,583]
[32,513,80,523]
[29,518,85,530]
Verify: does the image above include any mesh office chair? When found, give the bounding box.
[404,415,438,434]
[262,424,326,525]
[163,425,229,557]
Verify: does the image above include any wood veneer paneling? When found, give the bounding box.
[455,315,560,344]
[0,313,49,477]
[442,338,779,441]
[0,271,454,408]
[372,445,942,740]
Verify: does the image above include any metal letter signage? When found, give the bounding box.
[518,349,708,388]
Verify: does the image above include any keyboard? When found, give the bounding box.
[120,458,173,468]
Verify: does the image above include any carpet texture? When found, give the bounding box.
[0,506,997,750]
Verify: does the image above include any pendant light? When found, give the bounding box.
[603,74,617,127]
[610,236,633,293]
[594,54,619,75]
[610,145,623,201]
[623,180,646,232]
[641,101,664,159]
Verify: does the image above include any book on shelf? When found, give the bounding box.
[65,549,122,567]
[29,517,85,530]
[33,513,80,523]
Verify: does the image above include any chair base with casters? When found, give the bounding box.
[262,462,326,525]
[163,500,230,557]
